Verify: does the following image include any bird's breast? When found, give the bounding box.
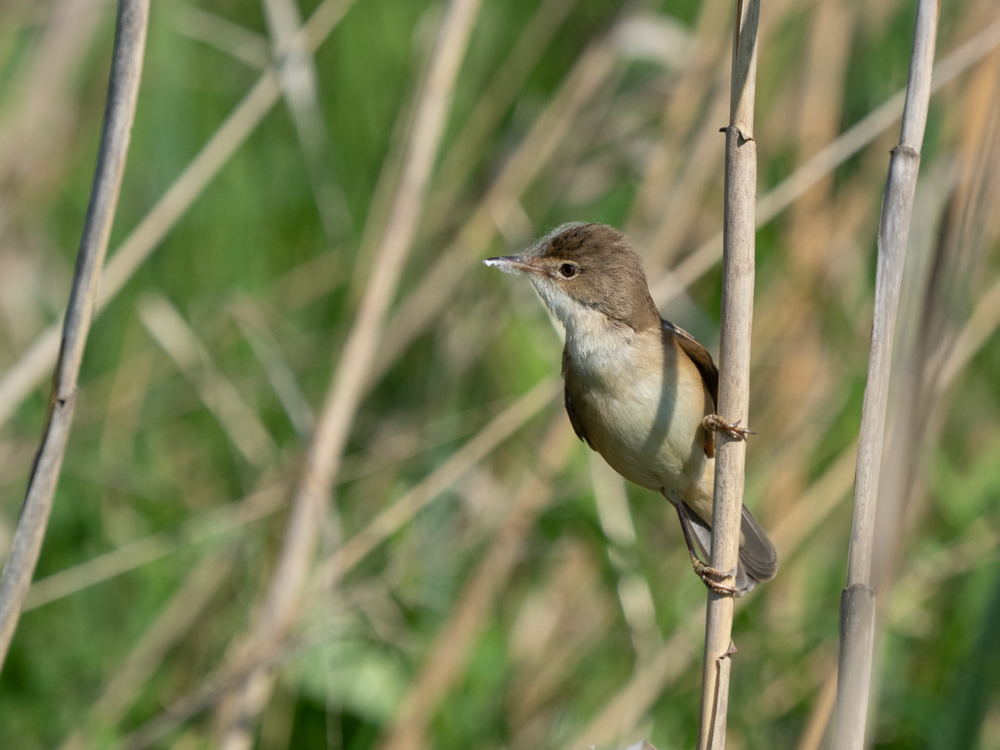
[564,328,710,495]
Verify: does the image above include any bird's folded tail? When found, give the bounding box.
[682,502,778,596]
[738,504,779,584]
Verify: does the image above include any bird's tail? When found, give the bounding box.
[682,502,778,596]
[738,504,778,589]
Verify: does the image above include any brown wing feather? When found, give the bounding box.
[562,346,594,449]
[662,320,718,409]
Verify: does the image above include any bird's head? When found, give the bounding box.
[484,223,660,333]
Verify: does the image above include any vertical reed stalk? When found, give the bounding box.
[697,1,760,748]
[0,0,149,675]
[831,2,939,749]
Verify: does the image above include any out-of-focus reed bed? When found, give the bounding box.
[1,0,999,748]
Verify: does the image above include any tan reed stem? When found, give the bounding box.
[697,1,760,749]
[0,0,149,675]
[831,2,940,749]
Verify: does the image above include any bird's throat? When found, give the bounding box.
[563,310,639,384]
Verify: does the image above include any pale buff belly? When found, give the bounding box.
[568,341,711,500]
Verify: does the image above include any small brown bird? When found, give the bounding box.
[485,223,777,595]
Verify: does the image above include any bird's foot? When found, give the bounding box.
[702,414,756,442]
[691,559,738,596]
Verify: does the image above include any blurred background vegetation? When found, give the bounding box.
[0,0,999,748]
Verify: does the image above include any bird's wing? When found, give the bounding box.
[662,320,718,410]
[564,387,595,449]
[562,346,594,449]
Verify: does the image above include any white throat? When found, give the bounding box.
[529,276,636,372]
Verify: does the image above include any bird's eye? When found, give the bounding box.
[559,263,577,278]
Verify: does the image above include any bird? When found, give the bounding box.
[484,222,777,596]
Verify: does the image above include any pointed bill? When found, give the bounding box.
[483,255,543,276]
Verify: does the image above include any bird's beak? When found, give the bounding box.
[483,255,543,276]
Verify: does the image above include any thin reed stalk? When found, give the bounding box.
[831,2,940,749]
[0,0,149,675]
[696,1,760,748]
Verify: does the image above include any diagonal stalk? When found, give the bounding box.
[0,0,150,675]
[831,2,940,749]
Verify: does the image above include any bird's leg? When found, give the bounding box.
[702,414,756,442]
[673,503,738,596]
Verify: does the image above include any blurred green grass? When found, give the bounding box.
[0,0,998,748]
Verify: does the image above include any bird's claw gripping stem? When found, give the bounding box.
[691,559,739,596]
[702,414,756,442]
